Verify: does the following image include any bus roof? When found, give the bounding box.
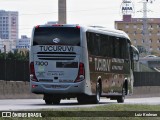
[86,26,131,41]
[33,24,131,42]
[131,45,139,54]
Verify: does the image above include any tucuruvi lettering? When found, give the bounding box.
[39,46,74,52]
[95,58,111,72]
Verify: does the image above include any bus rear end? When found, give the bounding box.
[30,25,86,104]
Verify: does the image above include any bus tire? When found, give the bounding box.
[77,96,86,104]
[45,99,52,105]
[117,87,125,103]
[92,82,101,104]
[44,94,53,105]
[52,98,61,105]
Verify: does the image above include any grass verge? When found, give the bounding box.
[0,104,160,120]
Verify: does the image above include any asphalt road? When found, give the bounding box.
[0,97,160,111]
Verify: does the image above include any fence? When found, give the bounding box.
[0,60,29,81]
[134,72,160,86]
[0,60,160,86]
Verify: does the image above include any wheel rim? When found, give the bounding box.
[45,100,52,104]
[122,88,125,97]
[96,83,100,102]
[122,87,125,100]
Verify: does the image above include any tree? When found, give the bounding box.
[0,50,29,61]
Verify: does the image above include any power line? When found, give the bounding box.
[18,7,119,16]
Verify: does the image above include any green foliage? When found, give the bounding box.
[0,50,29,61]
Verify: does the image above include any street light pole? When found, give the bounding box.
[138,0,155,56]
[142,0,150,56]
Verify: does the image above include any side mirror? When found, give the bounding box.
[133,52,139,61]
[131,45,139,61]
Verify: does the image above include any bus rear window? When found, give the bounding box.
[33,27,80,46]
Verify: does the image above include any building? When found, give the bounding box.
[115,15,160,56]
[16,35,30,50]
[0,10,18,40]
[0,39,16,53]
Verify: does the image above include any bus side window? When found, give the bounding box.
[114,37,121,58]
[95,33,101,56]
[86,32,94,55]
[126,41,130,59]
[108,36,114,58]
[119,38,129,59]
[86,32,100,56]
[100,34,109,57]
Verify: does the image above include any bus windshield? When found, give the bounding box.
[33,27,80,46]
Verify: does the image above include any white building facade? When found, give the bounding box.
[0,39,16,53]
[16,35,30,50]
[0,10,18,40]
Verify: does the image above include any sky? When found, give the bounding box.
[0,0,160,38]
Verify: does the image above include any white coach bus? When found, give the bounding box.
[30,24,139,104]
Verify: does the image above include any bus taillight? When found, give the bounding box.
[76,25,80,29]
[30,62,38,82]
[74,63,85,82]
[35,25,40,29]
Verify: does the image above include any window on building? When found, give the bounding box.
[149,39,152,43]
[133,24,137,29]
[125,24,129,28]
[157,31,160,36]
[150,46,153,51]
[142,39,145,43]
[141,30,144,35]
[141,24,143,29]
[150,24,153,28]
[134,39,137,44]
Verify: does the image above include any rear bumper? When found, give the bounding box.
[30,80,86,96]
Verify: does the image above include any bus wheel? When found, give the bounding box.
[117,87,125,103]
[44,95,53,105]
[77,96,86,104]
[52,97,61,105]
[92,82,101,104]
[45,99,52,105]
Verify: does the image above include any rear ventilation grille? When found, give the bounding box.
[37,52,76,60]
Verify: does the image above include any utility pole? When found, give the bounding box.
[4,45,6,60]
[138,0,155,56]
[142,0,150,56]
[58,0,67,24]
[4,45,6,80]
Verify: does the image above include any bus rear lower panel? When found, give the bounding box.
[30,80,86,96]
